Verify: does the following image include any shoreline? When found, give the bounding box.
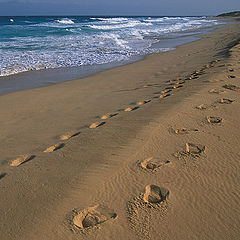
[0,19,227,96]
[0,19,240,240]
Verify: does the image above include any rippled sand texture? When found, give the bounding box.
[0,19,240,240]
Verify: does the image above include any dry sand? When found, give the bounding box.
[0,20,240,240]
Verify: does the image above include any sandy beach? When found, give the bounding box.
[0,19,240,240]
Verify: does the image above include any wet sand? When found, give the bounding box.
[0,20,240,240]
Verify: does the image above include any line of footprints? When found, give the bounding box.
[70,46,240,231]
[6,62,211,167]
[1,59,239,232]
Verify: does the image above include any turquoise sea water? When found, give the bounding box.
[0,16,224,77]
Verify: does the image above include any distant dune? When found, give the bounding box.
[217,11,240,17]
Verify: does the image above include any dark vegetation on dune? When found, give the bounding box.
[217,11,240,17]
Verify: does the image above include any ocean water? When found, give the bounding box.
[0,16,224,77]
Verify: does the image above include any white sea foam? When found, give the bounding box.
[56,19,75,24]
[92,17,129,22]
[88,21,152,30]
[131,30,144,40]
[144,18,165,23]
[100,33,130,48]
[0,16,224,77]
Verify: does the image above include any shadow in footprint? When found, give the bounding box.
[227,75,236,79]
[143,185,169,203]
[44,143,64,153]
[0,173,7,180]
[222,84,239,91]
[207,116,222,124]
[159,93,171,99]
[173,84,183,89]
[137,100,151,105]
[196,104,208,110]
[174,128,198,134]
[60,131,80,140]
[10,155,35,167]
[174,143,206,159]
[218,98,234,104]
[186,143,205,155]
[101,113,118,120]
[89,121,106,129]
[124,106,139,112]
[140,157,170,171]
[165,86,174,90]
[161,89,172,94]
[72,205,117,230]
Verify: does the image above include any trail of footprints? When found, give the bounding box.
[125,61,237,236]
[68,59,237,233]
[7,63,207,168]
[1,57,238,235]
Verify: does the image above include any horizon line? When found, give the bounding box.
[0,14,214,17]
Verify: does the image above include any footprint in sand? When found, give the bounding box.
[207,116,222,124]
[175,80,185,85]
[124,106,139,112]
[127,185,169,240]
[140,157,170,171]
[173,84,183,89]
[175,143,206,158]
[89,121,105,129]
[194,69,204,75]
[44,143,64,152]
[101,113,118,120]
[166,79,176,83]
[165,86,174,90]
[10,155,35,167]
[143,184,169,204]
[159,93,171,99]
[208,89,224,94]
[186,74,199,80]
[167,78,183,83]
[174,128,198,134]
[185,143,205,155]
[0,173,7,179]
[218,98,234,104]
[196,104,208,110]
[72,205,117,229]
[137,100,151,105]
[222,84,239,91]
[161,89,172,94]
[60,131,80,140]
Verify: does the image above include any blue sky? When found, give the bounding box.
[0,0,239,16]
